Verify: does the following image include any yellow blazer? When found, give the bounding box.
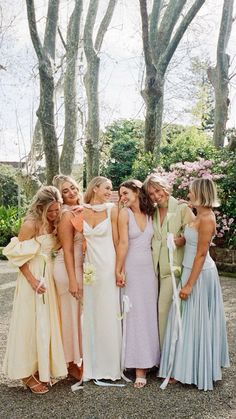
[152,195,194,279]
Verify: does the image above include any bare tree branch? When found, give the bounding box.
[95,0,117,52]
[160,0,206,74]
[155,0,187,59]
[150,0,163,53]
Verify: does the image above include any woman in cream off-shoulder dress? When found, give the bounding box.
[3,186,67,394]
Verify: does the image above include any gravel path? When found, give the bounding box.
[0,261,235,419]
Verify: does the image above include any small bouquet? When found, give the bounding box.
[83,263,96,285]
[173,266,182,279]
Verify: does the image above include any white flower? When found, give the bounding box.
[83,263,96,285]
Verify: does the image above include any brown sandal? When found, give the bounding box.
[22,374,49,394]
[68,362,83,381]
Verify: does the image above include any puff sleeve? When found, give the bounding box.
[3,237,41,267]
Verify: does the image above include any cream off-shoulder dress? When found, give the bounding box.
[3,234,67,382]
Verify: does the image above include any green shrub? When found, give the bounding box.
[131,152,158,181]
[0,206,24,247]
[160,126,216,169]
[0,164,26,207]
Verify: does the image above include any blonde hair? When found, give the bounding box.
[143,173,172,195]
[84,176,111,204]
[53,174,81,204]
[190,178,220,208]
[24,186,63,236]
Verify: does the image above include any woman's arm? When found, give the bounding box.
[174,205,195,247]
[58,212,79,299]
[179,218,215,300]
[111,206,119,250]
[116,208,129,287]
[18,221,46,294]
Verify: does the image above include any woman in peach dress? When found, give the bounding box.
[53,175,83,382]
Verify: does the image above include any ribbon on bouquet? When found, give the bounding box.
[160,233,182,390]
[120,294,133,383]
[71,378,83,392]
[35,253,51,383]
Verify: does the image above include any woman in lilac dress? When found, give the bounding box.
[116,179,160,388]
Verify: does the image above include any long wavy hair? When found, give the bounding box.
[52,174,82,204]
[118,179,155,217]
[24,186,63,236]
[84,176,111,204]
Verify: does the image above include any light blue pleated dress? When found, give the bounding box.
[159,226,230,391]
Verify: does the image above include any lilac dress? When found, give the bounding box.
[123,209,160,369]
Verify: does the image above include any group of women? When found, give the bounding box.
[2,173,229,393]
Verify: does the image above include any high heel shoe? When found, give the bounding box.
[22,374,49,394]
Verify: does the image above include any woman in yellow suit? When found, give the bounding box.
[143,174,195,348]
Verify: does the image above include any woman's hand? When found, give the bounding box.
[178,199,193,209]
[116,272,126,288]
[179,284,192,300]
[69,281,80,299]
[174,236,186,247]
[72,206,84,214]
[28,277,46,294]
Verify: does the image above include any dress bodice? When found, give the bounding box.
[37,234,56,256]
[83,203,114,239]
[127,209,153,252]
[83,218,109,238]
[183,226,215,270]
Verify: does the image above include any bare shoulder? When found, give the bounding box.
[61,211,74,221]
[199,213,216,236]
[18,219,37,240]
[59,210,74,227]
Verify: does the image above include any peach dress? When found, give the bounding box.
[53,211,83,366]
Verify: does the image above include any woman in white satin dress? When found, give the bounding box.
[82,176,122,383]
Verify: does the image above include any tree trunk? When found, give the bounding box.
[37,61,59,184]
[141,70,164,155]
[208,0,234,148]
[84,55,100,182]
[60,0,83,174]
[83,0,117,183]
[139,0,206,155]
[26,0,60,184]
[154,86,164,159]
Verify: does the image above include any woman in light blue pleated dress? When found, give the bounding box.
[159,178,230,391]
